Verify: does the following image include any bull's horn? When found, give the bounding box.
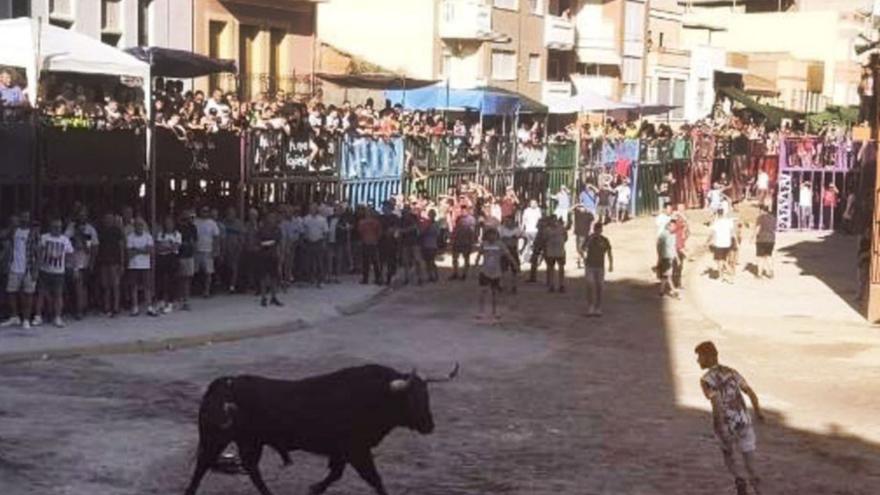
[425,362,460,384]
[389,379,410,392]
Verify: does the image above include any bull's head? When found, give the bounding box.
[202,378,239,430]
[389,363,459,435]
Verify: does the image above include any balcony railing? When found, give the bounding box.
[576,35,621,66]
[439,0,493,40]
[655,47,691,70]
[572,75,618,100]
[544,15,575,51]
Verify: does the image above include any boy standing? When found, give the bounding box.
[126,218,157,317]
[473,228,516,322]
[696,341,765,495]
[33,219,74,328]
[583,223,613,316]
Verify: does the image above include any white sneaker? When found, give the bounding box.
[21,319,30,329]
[0,317,21,327]
[161,303,173,314]
[31,315,43,327]
[595,308,603,317]
[53,317,65,328]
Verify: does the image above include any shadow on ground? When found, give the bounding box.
[777,232,862,315]
[0,262,879,494]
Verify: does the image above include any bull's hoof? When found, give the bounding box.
[308,483,326,495]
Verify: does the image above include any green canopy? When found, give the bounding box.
[806,105,860,132]
[718,86,804,129]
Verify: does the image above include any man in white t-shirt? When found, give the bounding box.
[126,218,157,317]
[1,212,38,329]
[707,211,735,283]
[798,181,813,230]
[755,170,770,207]
[655,203,673,236]
[614,180,632,223]
[32,219,74,328]
[520,200,542,261]
[193,206,220,297]
[302,203,329,287]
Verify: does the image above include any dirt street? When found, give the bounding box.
[0,215,878,495]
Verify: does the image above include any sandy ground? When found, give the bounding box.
[0,213,878,495]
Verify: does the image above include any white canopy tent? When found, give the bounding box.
[0,17,151,108]
[546,88,636,114]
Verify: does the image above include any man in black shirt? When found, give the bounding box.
[178,210,198,310]
[256,212,283,307]
[583,223,613,317]
[573,204,594,269]
[399,206,424,285]
[96,213,125,316]
[379,207,400,286]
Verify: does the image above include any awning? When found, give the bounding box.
[576,48,622,66]
[546,88,635,114]
[717,65,748,75]
[743,74,778,97]
[806,105,859,132]
[0,17,150,106]
[718,86,803,127]
[316,72,438,90]
[126,47,236,78]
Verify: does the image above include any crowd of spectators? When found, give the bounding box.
[0,175,597,329]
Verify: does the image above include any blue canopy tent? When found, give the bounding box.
[384,82,547,115]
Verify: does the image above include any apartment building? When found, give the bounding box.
[194,0,319,99]
[683,0,868,107]
[645,0,690,120]
[570,0,647,104]
[0,0,193,51]
[317,0,578,105]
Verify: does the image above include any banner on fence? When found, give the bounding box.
[45,127,145,180]
[340,137,403,180]
[0,123,34,181]
[157,128,240,179]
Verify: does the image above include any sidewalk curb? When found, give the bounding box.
[0,287,393,365]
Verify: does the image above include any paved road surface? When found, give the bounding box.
[1,215,878,495]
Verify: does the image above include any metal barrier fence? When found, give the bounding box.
[776,136,858,232]
[406,135,514,171]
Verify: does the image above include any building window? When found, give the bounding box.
[491,50,517,81]
[658,32,664,49]
[657,77,671,105]
[622,57,640,84]
[102,0,121,32]
[49,0,74,28]
[441,50,453,77]
[50,0,73,17]
[697,78,708,111]
[138,0,152,47]
[529,0,542,15]
[624,1,644,41]
[528,54,541,82]
[209,21,228,92]
[12,0,31,17]
[672,79,686,118]
[494,0,518,11]
[269,28,286,94]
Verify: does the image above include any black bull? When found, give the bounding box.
[184,363,459,495]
